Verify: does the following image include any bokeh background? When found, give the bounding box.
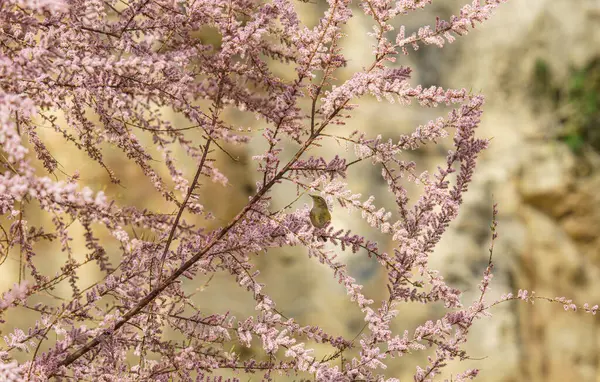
[2,0,600,380]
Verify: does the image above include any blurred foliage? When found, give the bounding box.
[531,58,554,98]
[566,59,600,153]
[531,58,600,154]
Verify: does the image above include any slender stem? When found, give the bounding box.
[120,0,151,36]
[18,206,23,283]
[310,88,320,135]
[157,138,212,279]
[271,190,307,216]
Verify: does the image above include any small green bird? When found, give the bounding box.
[309,195,331,228]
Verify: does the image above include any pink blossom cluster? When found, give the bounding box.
[0,281,30,312]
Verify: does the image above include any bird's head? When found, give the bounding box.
[309,195,329,209]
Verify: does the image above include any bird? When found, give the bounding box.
[309,195,331,229]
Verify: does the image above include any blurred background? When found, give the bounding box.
[2,0,600,380]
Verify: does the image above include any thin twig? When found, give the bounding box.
[157,138,212,280]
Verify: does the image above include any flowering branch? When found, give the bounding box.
[2,0,596,381]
